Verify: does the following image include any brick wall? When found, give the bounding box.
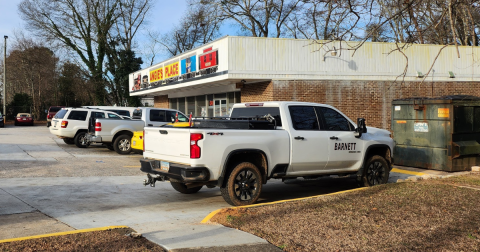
[240,81,274,102]
[243,80,480,130]
[153,95,169,108]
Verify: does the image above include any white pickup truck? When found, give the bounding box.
[86,107,188,154]
[140,102,394,206]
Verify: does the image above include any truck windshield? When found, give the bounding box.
[230,107,282,126]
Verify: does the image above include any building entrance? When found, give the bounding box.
[214,99,227,117]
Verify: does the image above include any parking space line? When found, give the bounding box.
[391,168,426,176]
[123,166,141,168]
[0,226,129,244]
[201,187,368,223]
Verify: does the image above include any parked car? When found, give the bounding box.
[140,102,394,206]
[49,108,125,148]
[46,106,65,127]
[87,107,188,155]
[15,113,34,126]
[0,112,4,128]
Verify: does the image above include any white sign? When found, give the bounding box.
[395,106,401,111]
[414,122,428,132]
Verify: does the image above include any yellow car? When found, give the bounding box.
[131,122,191,153]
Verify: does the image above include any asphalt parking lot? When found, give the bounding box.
[0,124,443,250]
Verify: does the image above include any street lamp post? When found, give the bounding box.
[3,35,7,123]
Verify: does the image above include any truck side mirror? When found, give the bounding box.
[355,118,367,138]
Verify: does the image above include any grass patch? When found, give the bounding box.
[0,228,164,252]
[211,173,480,251]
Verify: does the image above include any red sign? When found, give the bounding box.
[199,50,218,70]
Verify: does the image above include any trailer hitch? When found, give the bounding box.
[143,174,167,187]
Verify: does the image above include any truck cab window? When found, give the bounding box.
[150,110,166,122]
[319,107,352,131]
[166,111,189,122]
[108,113,121,119]
[288,106,320,130]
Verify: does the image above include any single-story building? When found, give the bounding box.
[129,36,480,130]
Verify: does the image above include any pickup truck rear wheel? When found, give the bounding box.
[113,134,132,155]
[74,132,90,148]
[221,162,262,206]
[358,155,389,187]
[170,180,203,194]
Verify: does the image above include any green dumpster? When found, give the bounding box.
[392,95,480,171]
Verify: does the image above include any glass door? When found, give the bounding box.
[214,99,227,117]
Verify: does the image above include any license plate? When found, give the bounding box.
[23,118,26,120]
[54,121,57,127]
[160,161,170,172]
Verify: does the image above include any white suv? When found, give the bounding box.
[49,108,125,148]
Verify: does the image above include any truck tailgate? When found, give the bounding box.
[143,127,191,163]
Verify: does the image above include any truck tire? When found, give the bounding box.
[63,138,75,145]
[358,155,389,187]
[170,180,203,194]
[74,132,90,148]
[113,134,132,155]
[220,162,262,206]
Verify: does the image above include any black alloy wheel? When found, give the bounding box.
[221,162,262,206]
[359,155,389,187]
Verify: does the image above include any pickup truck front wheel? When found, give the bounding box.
[221,162,262,206]
[170,179,203,194]
[113,134,132,155]
[358,155,389,187]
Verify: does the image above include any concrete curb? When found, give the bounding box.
[201,187,368,223]
[0,225,129,244]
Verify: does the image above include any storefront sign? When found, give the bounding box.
[165,62,180,79]
[149,67,163,83]
[181,55,197,80]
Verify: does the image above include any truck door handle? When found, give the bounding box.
[330,136,338,140]
[159,130,168,134]
[148,124,153,126]
[294,136,305,140]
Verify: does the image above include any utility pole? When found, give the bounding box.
[3,35,7,124]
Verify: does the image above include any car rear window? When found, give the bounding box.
[132,109,142,119]
[230,107,282,126]
[54,109,68,119]
[49,107,63,113]
[67,111,88,121]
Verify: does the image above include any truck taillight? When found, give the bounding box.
[61,121,68,128]
[190,133,203,159]
[143,130,145,152]
[95,122,102,131]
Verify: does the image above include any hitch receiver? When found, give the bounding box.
[143,173,167,187]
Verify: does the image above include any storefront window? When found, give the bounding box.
[169,98,177,110]
[235,91,241,103]
[207,94,213,117]
[228,92,235,115]
[186,96,195,116]
[178,97,185,113]
[196,95,206,117]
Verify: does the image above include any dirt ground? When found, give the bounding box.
[0,228,165,252]
[212,174,480,252]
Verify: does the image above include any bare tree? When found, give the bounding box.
[153,0,222,57]
[19,0,151,105]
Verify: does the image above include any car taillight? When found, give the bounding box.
[47,114,52,119]
[95,122,101,131]
[190,133,203,159]
[143,130,145,152]
[61,121,68,128]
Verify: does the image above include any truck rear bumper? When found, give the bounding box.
[140,158,210,182]
[86,133,102,143]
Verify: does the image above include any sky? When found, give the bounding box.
[0,0,191,65]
